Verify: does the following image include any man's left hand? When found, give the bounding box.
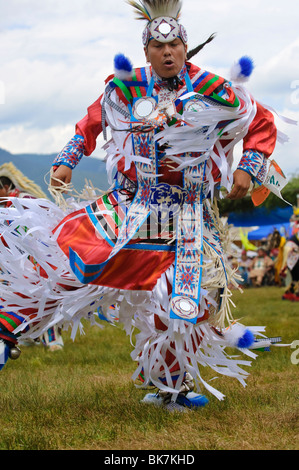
[226,169,252,200]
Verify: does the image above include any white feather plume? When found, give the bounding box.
[128,0,182,21]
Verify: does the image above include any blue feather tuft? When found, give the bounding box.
[237,329,255,349]
[238,56,254,78]
[114,53,133,76]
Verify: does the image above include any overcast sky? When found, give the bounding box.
[0,0,298,177]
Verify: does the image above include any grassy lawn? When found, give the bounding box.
[0,286,298,450]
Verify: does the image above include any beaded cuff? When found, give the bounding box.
[237,150,268,184]
[52,134,84,169]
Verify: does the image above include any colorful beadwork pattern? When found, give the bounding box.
[53,134,84,169]
[170,162,205,323]
[86,190,130,246]
[237,149,267,182]
[108,130,158,258]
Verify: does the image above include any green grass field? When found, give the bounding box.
[0,286,298,451]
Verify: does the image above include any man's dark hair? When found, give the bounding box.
[0,176,15,189]
[186,33,216,61]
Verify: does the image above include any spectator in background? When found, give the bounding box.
[249,247,274,287]
[268,229,281,261]
[0,162,47,204]
[281,208,299,301]
[238,251,251,286]
[268,229,288,286]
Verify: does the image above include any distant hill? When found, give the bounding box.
[0,148,109,200]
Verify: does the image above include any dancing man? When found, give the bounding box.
[0,1,287,411]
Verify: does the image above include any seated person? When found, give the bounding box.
[238,250,251,286]
[249,248,274,287]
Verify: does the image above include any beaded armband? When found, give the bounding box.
[237,150,268,184]
[52,134,84,169]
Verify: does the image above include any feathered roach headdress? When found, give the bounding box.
[127,0,188,46]
[127,0,216,60]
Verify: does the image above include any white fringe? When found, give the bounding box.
[0,196,265,401]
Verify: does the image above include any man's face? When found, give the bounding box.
[144,38,187,79]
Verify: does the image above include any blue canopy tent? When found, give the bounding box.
[228,206,293,240]
[246,222,291,240]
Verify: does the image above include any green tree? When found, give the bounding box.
[219,174,299,216]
